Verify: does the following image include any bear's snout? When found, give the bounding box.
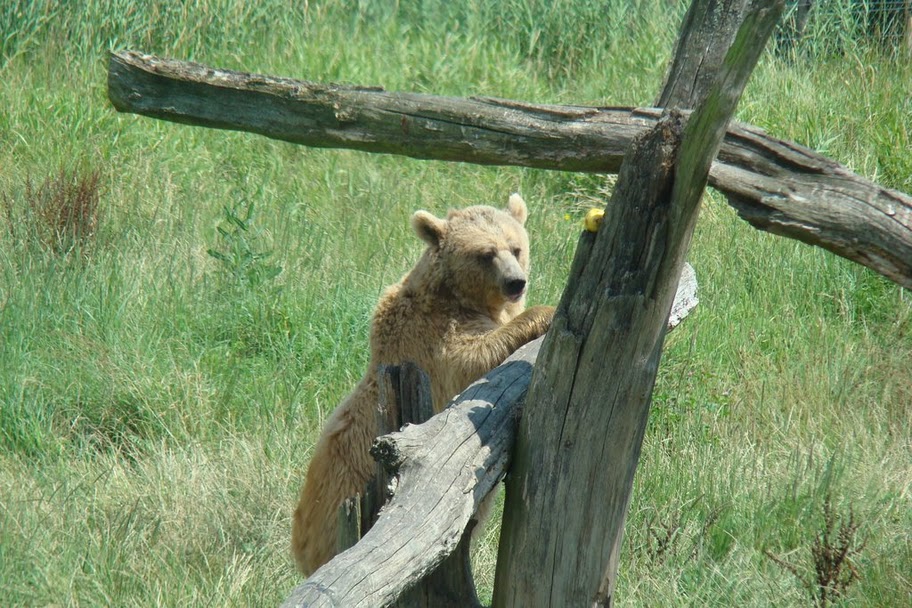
[504,278,527,300]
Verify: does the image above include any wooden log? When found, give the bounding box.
[107,51,912,289]
[656,0,760,108]
[668,262,698,329]
[492,2,783,606]
[376,364,481,608]
[280,340,540,608]
[334,497,360,556]
[280,270,698,608]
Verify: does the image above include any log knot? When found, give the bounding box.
[371,436,405,471]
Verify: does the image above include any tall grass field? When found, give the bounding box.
[1,1,910,606]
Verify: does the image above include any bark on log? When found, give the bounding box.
[376,363,481,608]
[107,50,912,289]
[280,340,539,608]
[280,272,697,608]
[492,2,783,606]
[657,0,760,108]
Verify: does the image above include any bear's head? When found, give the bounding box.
[411,194,531,318]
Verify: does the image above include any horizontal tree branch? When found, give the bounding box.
[280,271,698,608]
[108,51,912,289]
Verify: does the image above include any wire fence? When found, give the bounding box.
[777,0,911,55]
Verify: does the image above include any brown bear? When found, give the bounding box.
[291,194,554,575]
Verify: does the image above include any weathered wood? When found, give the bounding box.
[492,2,784,606]
[281,274,698,608]
[657,0,757,108]
[281,340,540,608]
[378,364,481,608]
[107,50,912,289]
[391,363,435,428]
[332,364,475,607]
[335,498,360,555]
[669,263,698,329]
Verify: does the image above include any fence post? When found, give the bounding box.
[492,2,785,605]
[334,362,481,607]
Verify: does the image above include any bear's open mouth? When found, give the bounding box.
[506,291,525,303]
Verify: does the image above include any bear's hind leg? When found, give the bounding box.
[291,378,378,575]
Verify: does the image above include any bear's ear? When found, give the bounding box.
[411,210,447,247]
[506,193,528,226]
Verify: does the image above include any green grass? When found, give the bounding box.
[1,0,910,606]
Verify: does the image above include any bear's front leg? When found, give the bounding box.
[441,305,555,405]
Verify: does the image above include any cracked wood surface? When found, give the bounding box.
[108,50,912,289]
[493,1,784,605]
[280,340,539,608]
[280,273,697,608]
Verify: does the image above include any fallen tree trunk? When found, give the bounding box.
[280,267,697,608]
[108,50,912,289]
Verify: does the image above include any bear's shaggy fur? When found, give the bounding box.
[291,194,554,575]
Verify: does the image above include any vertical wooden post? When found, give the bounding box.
[335,362,481,607]
[492,2,785,606]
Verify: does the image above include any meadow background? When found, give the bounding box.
[1,1,910,606]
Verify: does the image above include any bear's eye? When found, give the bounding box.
[478,249,496,263]
[511,247,522,259]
